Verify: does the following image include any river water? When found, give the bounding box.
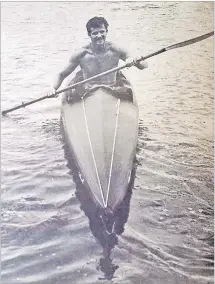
[1,2,214,284]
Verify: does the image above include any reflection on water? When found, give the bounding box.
[61,120,136,280]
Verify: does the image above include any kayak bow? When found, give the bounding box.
[61,82,138,212]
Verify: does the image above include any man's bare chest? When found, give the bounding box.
[79,50,119,72]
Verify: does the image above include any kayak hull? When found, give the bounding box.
[61,86,138,212]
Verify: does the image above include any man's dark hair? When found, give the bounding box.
[86,17,109,35]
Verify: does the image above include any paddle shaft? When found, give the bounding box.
[51,48,166,96]
[1,95,51,115]
[2,31,213,115]
[59,31,214,95]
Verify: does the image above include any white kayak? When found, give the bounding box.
[61,81,138,213]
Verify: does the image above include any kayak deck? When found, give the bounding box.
[61,83,138,212]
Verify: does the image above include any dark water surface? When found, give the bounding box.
[1,2,214,284]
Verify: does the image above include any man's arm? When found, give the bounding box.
[53,51,81,90]
[131,59,148,70]
[112,43,148,70]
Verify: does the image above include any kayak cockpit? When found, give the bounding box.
[62,70,136,105]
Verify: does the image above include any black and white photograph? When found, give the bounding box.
[1,2,214,284]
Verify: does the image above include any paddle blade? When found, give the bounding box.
[166,31,214,51]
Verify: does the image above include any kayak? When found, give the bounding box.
[61,74,139,213]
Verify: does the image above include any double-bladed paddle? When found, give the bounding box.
[2,31,214,115]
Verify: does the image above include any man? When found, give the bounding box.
[50,17,148,98]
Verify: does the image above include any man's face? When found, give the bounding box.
[89,24,107,47]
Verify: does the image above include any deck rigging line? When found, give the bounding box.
[105,99,120,207]
[82,97,106,207]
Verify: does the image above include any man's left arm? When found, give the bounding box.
[114,43,148,70]
[131,59,148,70]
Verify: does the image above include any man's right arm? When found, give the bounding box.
[53,51,81,91]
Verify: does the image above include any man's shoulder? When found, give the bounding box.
[74,45,90,56]
[107,41,127,54]
[69,45,91,62]
[81,44,92,51]
[107,41,118,50]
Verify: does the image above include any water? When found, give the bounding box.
[1,2,214,283]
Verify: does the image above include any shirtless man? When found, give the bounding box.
[50,16,148,98]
